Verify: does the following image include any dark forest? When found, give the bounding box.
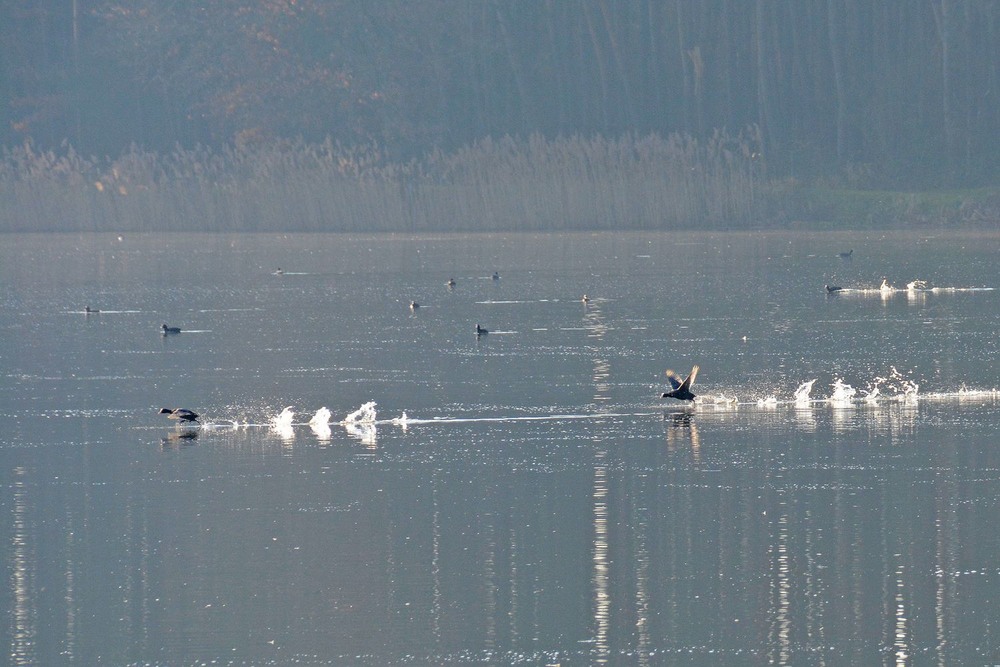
[2,1,999,231]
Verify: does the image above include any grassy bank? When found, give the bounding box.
[776,184,1000,229]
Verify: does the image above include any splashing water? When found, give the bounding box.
[887,367,919,402]
[794,380,816,405]
[272,406,295,429]
[863,385,881,403]
[310,421,332,443]
[270,406,295,441]
[829,379,856,403]
[309,407,332,426]
[343,401,377,424]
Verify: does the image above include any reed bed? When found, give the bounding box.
[0,129,764,233]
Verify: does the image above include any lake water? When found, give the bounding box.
[1,230,999,665]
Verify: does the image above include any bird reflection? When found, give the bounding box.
[664,411,701,463]
[161,430,199,448]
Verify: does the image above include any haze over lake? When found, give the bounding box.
[2,230,999,665]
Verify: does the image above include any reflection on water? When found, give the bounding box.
[10,467,34,666]
[664,411,701,464]
[2,231,1000,664]
[591,450,610,664]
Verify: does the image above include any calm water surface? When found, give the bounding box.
[1,230,999,665]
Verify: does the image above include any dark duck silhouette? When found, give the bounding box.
[475,323,489,336]
[158,408,200,423]
[161,324,181,334]
[661,365,699,402]
[410,301,420,310]
[825,284,844,293]
[838,249,853,259]
[85,306,100,313]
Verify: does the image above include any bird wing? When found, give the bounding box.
[665,369,682,390]
[678,365,699,392]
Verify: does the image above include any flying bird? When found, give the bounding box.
[661,365,699,402]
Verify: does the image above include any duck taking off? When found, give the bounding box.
[661,365,699,402]
[158,408,200,423]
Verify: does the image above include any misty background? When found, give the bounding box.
[2,0,999,232]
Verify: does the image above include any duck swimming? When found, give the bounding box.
[85,306,100,313]
[161,324,181,334]
[661,365,699,402]
[825,284,843,293]
[158,408,199,423]
[447,278,456,288]
[410,301,420,310]
[475,323,489,336]
[492,271,500,281]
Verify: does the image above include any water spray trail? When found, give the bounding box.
[794,380,816,406]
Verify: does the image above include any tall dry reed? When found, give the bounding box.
[0,129,764,233]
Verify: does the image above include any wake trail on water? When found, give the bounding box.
[703,367,999,408]
[179,369,997,436]
[830,279,994,296]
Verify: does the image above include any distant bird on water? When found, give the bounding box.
[410,301,420,310]
[85,306,100,313]
[825,284,844,293]
[475,323,489,336]
[661,365,699,402]
[161,324,181,334]
[838,249,853,259]
[581,294,591,304]
[158,408,200,423]
[492,271,500,281]
[447,278,456,288]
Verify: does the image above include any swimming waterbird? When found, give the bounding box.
[158,408,200,423]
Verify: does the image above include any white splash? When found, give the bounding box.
[829,379,856,404]
[345,421,377,447]
[863,385,881,403]
[310,420,332,442]
[272,406,295,429]
[343,401,377,424]
[906,279,928,291]
[757,396,778,408]
[270,406,295,441]
[392,411,409,430]
[794,380,816,405]
[309,407,332,426]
